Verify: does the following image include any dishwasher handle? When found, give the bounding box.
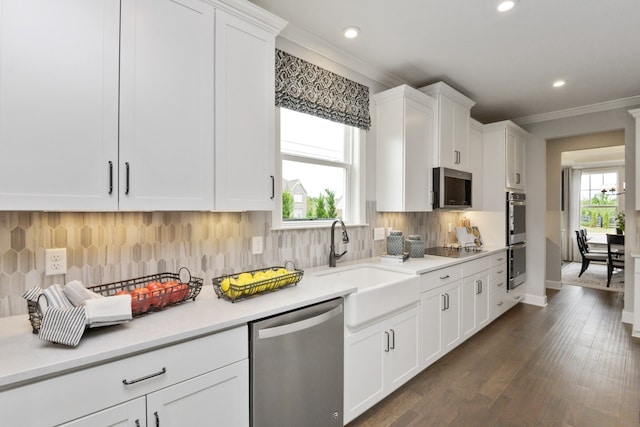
[257,304,343,340]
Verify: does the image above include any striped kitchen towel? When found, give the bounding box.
[38,305,86,347]
[42,284,74,309]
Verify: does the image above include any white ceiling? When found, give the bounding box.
[249,0,640,124]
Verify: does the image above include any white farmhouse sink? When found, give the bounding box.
[315,265,419,328]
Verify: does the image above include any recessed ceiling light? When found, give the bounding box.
[553,80,566,88]
[343,26,360,39]
[497,1,516,12]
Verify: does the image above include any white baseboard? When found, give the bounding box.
[545,280,562,290]
[523,293,547,307]
[621,310,634,325]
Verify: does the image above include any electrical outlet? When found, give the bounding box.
[374,228,385,241]
[252,236,263,255]
[45,248,67,276]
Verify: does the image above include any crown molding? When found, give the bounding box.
[278,24,408,89]
[514,95,640,126]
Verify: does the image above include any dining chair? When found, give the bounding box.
[606,233,625,287]
[575,230,607,277]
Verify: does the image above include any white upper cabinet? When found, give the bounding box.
[483,120,529,198]
[505,127,526,190]
[468,119,484,211]
[419,82,476,172]
[213,9,278,210]
[119,0,215,211]
[0,0,284,212]
[0,0,120,211]
[375,85,436,212]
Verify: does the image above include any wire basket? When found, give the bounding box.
[212,262,303,303]
[28,267,202,333]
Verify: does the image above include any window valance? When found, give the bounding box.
[275,49,371,130]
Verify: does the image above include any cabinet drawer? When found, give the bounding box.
[1,325,248,427]
[491,251,507,266]
[491,288,509,319]
[421,265,462,292]
[490,265,508,293]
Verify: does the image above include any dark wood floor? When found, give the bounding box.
[348,285,640,426]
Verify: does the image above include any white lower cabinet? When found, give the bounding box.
[1,326,249,427]
[344,305,420,424]
[61,360,248,427]
[461,270,490,340]
[461,257,491,340]
[420,265,462,369]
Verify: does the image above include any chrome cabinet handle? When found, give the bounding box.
[389,329,395,350]
[108,161,113,195]
[476,279,482,294]
[125,162,130,195]
[135,420,140,427]
[154,411,160,427]
[497,270,504,274]
[454,150,461,164]
[442,294,447,311]
[258,305,343,339]
[514,295,521,300]
[497,282,504,287]
[497,301,504,306]
[439,274,450,280]
[516,173,521,184]
[270,175,275,200]
[384,331,390,352]
[122,367,166,385]
[496,257,504,262]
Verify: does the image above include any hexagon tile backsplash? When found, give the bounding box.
[0,203,460,317]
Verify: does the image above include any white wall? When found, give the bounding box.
[521,106,639,319]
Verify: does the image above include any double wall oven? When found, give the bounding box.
[506,192,526,290]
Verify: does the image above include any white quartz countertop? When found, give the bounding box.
[0,247,503,391]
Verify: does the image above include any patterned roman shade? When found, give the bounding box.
[275,49,371,130]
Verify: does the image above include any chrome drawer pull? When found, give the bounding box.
[123,367,166,385]
[439,275,450,280]
[497,301,503,306]
[497,270,504,274]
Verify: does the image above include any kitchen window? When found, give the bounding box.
[273,107,365,229]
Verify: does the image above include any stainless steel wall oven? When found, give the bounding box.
[506,192,526,290]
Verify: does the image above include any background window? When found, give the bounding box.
[580,170,619,234]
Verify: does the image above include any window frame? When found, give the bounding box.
[272,107,366,230]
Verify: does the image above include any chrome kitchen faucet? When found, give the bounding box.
[329,219,349,267]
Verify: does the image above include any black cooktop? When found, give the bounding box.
[424,245,485,258]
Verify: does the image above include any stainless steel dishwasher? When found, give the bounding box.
[250,297,344,427]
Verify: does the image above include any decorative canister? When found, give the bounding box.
[407,235,424,258]
[386,231,404,255]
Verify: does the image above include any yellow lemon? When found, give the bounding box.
[220,278,231,292]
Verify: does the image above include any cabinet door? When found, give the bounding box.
[344,323,386,424]
[0,0,119,211]
[468,123,483,210]
[505,129,525,190]
[438,96,469,171]
[420,288,444,368]
[119,0,215,211]
[386,306,420,392]
[147,359,249,427]
[214,10,276,210]
[438,96,457,168]
[403,97,436,212]
[462,271,490,340]
[59,397,145,427]
[441,280,461,352]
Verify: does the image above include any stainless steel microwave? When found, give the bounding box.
[432,167,472,209]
